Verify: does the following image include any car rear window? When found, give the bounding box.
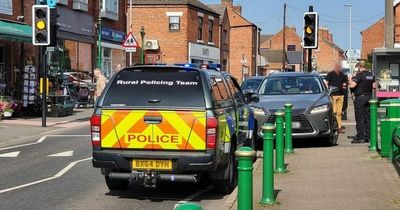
[102,68,205,108]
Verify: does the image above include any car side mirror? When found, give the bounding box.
[329,86,339,95]
[245,92,260,103]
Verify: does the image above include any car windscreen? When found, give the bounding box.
[259,76,323,95]
[242,79,262,91]
[102,69,205,108]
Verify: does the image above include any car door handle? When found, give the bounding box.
[144,116,163,124]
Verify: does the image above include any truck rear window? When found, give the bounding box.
[102,69,205,108]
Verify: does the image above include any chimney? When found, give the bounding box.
[221,0,233,6]
[318,28,330,41]
[328,34,333,42]
[233,5,242,14]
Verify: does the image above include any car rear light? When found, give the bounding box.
[206,116,218,149]
[90,114,101,146]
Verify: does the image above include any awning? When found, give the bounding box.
[0,20,32,43]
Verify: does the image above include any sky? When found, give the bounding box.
[202,0,385,50]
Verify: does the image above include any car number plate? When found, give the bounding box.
[132,159,172,170]
[292,122,301,129]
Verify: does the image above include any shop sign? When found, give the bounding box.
[101,27,126,43]
[57,7,94,37]
[0,0,12,15]
[189,42,220,63]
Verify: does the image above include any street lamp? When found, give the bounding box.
[344,4,353,72]
[140,26,145,64]
[97,1,103,70]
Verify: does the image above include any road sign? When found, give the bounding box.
[46,46,55,52]
[122,32,139,48]
[125,48,137,52]
[47,0,57,8]
[345,49,361,60]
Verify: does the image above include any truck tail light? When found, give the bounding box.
[90,114,101,146]
[206,116,218,149]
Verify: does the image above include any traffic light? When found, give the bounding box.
[302,12,318,49]
[32,5,50,46]
[49,8,59,46]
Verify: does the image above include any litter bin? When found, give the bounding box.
[379,99,400,158]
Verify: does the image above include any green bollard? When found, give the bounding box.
[284,104,294,154]
[174,202,203,210]
[235,147,256,210]
[275,111,287,173]
[369,99,378,152]
[259,124,276,205]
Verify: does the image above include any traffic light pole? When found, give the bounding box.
[41,46,47,127]
[307,49,312,72]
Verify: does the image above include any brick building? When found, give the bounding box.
[211,0,260,83]
[128,0,220,65]
[207,4,230,70]
[313,27,345,72]
[260,26,344,72]
[360,18,384,60]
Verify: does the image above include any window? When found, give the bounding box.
[208,20,213,43]
[100,0,118,20]
[225,76,245,103]
[211,77,233,108]
[103,70,205,108]
[259,76,323,95]
[198,17,203,41]
[169,16,180,30]
[223,30,228,44]
[287,45,296,51]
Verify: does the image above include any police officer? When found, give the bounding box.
[349,61,375,143]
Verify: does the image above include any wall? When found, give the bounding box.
[260,26,302,51]
[361,19,384,59]
[229,26,255,82]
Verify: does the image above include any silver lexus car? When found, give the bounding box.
[251,71,339,145]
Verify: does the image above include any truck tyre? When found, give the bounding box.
[105,175,129,190]
[212,149,237,194]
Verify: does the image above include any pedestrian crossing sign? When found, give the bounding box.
[122,32,139,48]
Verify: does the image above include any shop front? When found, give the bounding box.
[100,27,126,78]
[55,6,95,74]
[188,42,220,64]
[0,19,34,117]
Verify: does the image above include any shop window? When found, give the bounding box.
[208,20,213,43]
[0,47,5,85]
[169,16,180,31]
[198,17,203,41]
[102,48,112,78]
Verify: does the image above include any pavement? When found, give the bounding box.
[0,108,92,148]
[226,102,400,210]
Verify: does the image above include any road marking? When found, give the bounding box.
[173,185,212,209]
[0,157,92,194]
[0,135,90,151]
[0,151,20,158]
[48,150,74,157]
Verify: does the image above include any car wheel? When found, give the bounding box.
[212,149,237,194]
[105,175,129,190]
[327,117,339,146]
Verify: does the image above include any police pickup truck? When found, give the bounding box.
[91,64,258,194]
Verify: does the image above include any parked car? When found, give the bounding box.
[91,65,258,194]
[63,71,95,90]
[241,76,265,93]
[251,71,339,145]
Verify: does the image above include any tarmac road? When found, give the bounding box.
[0,126,228,210]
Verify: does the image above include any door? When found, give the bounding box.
[225,75,249,143]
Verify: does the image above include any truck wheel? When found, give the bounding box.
[105,175,129,190]
[212,150,237,194]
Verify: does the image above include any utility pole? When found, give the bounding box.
[282,3,286,72]
[140,26,145,64]
[97,1,102,69]
[385,0,394,48]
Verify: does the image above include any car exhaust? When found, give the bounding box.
[158,174,200,183]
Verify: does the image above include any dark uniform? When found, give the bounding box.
[352,70,375,142]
